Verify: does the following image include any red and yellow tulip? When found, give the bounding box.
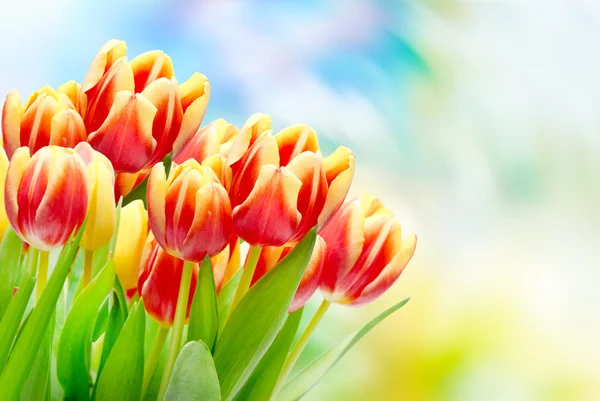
[4,146,88,251]
[138,235,198,326]
[319,194,417,306]
[147,159,232,262]
[113,199,149,296]
[80,40,210,173]
[2,83,86,159]
[251,235,326,312]
[75,142,116,251]
[228,121,354,247]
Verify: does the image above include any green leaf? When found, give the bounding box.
[71,244,110,305]
[20,313,54,401]
[214,229,316,401]
[235,308,304,401]
[0,229,23,320]
[216,270,242,338]
[94,301,146,401]
[277,298,411,401]
[57,260,115,400]
[0,225,85,399]
[92,299,110,342]
[164,341,220,401]
[0,249,38,370]
[188,257,218,350]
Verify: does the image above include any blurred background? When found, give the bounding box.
[2,0,599,400]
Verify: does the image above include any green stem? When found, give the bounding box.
[157,261,194,400]
[36,251,50,302]
[229,246,262,313]
[83,249,94,288]
[141,326,169,400]
[271,299,331,400]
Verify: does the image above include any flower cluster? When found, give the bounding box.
[0,40,417,400]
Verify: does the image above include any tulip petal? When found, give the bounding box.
[147,162,168,248]
[176,73,210,151]
[50,110,87,148]
[350,234,416,307]
[114,171,148,201]
[81,40,127,94]
[201,154,227,185]
[1,90,22,158]
[0,148,9,238]
[290,235,326,312]
[87,91,157,172]
[274,124,319,166]
[83,57,135,133]
[141,77,183,166]
[319,199,365,300]
[29,149,88,250]
[232,165,302,247]
[225,113,272,184]
[229,132,280,206]
[318,147,355,229]
[130,50,175,93]
[172,121,221,165]
[20,94,58,155]
[359,193,385,218]
[57,80,82,111]
[181,183,233,261]
[4,147,29,238]
[251,246,285,286]
[286,151,328,242]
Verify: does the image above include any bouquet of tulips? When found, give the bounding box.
[0,40,417,401]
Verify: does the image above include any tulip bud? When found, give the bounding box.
[75,143,116,251]
[2,84,86,159]
[319,195,417,306]
[147,159,233,262]
[138,235,198,326]
[113,200,149,296]
[5,146,88,251]
[228,122,354,247]
[251,235,326,312]
[0,148,9,240]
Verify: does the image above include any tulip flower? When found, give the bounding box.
[251,235,326,312]
[0,148,9,241]
[2,83,86,159]
[4,146,88,251]
[113,200,149,297]
[80,40,210,173]
[147,159,232,262]
[138,235,198,326]
[319,194,417,306]
[228,123,354,247]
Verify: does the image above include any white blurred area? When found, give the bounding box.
[1,0,600,400]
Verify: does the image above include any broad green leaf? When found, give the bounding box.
[216,270,242,338]
[91,288,127,400]
[235,308,304,401]
[164,341,220,401]
[0,249,38,370]
[0,225,85,399]
[71,244,110,305]
[0,229,23,320]
[277,298,411,401]
[94,301,145,401]
[57,261,115,400]
[188,257,218,350]
[20,313,54,401]
[214,230,316,401]
[92,299,110,342]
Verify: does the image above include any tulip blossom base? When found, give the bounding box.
[0,40,416,401]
